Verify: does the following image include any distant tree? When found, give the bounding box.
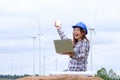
[95,67,120,80]
[35,74,39,76]
[95,67,110,80]
[108,69,120,80]
[0,74,30,79]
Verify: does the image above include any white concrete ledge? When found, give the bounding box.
[50,71,94,76]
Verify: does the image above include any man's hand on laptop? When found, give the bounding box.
[63,52,74,58]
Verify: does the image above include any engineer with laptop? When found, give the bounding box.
[54,21,90,71]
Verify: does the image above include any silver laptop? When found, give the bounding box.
[53,39,74,54]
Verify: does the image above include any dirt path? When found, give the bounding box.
[17,75,103,80]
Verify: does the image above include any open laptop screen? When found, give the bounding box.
[53,39,73,54]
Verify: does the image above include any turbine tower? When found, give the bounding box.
[32,36,36,76]
[89,27,95,71]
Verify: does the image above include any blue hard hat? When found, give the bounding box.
[72,22,88,34]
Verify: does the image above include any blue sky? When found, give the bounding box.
[0,0,120,75]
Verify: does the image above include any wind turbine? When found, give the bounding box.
[43,52,46,75]
[89,27,95,72]
[55,56,58,71]
[37,33,42,75]
[32,36,36,76]
[37,16,45,75]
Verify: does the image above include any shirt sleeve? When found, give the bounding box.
[72,40,90,60]
[57,29,68,39]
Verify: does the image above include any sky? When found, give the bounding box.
[0,0,120,75]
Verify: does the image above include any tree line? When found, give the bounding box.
[0,74,30,79]
[95,67,120,80]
